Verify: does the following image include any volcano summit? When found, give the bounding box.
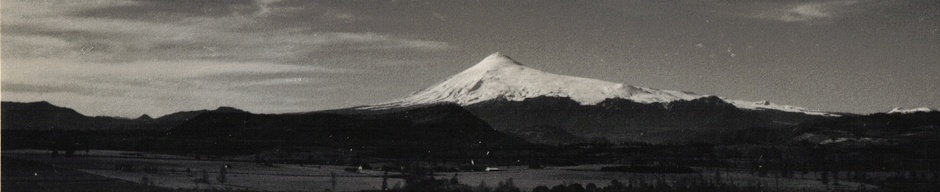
[377,52,702,106]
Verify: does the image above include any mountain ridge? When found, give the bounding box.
[1,101,249,130]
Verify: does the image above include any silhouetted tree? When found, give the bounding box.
[715,170,723,183]
[450,172,459,185]
[330,171,338,192]
[833,170,840,186]
[532,186,550,192]
[933,168,939,182]
[382,170,389,190]
[65,149,75,158]
[585,183,598,192]
[495,178,520,192]
[477,180,491,192]
[217,166,227,184]
[567,183,585,192]
[549,184,568,192]
[392,181,402,191]
[202,169,210,183]
[193,169,210,184]
[607,180,626,191]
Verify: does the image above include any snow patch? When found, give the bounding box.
[887,107,937,114]
[727,100,839,117]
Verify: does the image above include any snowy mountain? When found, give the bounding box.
[369,52,836,117]
[887,107,938,114]
[726,100,836,116]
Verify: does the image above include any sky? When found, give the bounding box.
[2,0,938,117]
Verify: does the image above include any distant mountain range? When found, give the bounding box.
[2,101,529,157]
[1,101,247,130]
[793,110,940,147]
[3,53,936,146]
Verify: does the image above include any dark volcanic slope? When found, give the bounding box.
[511,125,588,145]
[464,96,832,144]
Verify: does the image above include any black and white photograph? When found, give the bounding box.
[2,1,939,191]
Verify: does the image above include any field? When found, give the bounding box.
[3,149,877,192]
[437,165,877,192]
[4,149,398,191]
[2,156,161,192]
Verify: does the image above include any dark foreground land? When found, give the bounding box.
[2,156,165,192]
[3,144,937,192]
[3,101,940,191]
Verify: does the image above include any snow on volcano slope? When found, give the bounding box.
[367,52,837,116]
[377,53,701,106]
[726,100,836,116]
[887,107,937,114]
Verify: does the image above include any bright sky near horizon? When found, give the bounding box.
[2,0,938,117]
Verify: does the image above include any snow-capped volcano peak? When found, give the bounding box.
[366,52,837,116]
[471,52,524,69]
[374,52,703,108]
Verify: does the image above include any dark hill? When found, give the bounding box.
[167,103,530,155]
[155,106,248,122]
[795,111,940,140]
[791,111,940,157]
[1,101,129,130]
[1,101,249,130]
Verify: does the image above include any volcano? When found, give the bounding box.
[369,52,836,117]
[358,53,839,144]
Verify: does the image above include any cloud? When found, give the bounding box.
[1,57,356,116]
[2,57,351,89]
[2,83,99,95]
[1,0,456,116]
[2,0,453,63]
[699,0,891,23]
[254,0,284,17]
[753,1,857,22]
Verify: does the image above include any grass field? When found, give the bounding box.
[4,149,877,192]
[2,156,165,192]
[433,164,874,192]
[5,149,400,191]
